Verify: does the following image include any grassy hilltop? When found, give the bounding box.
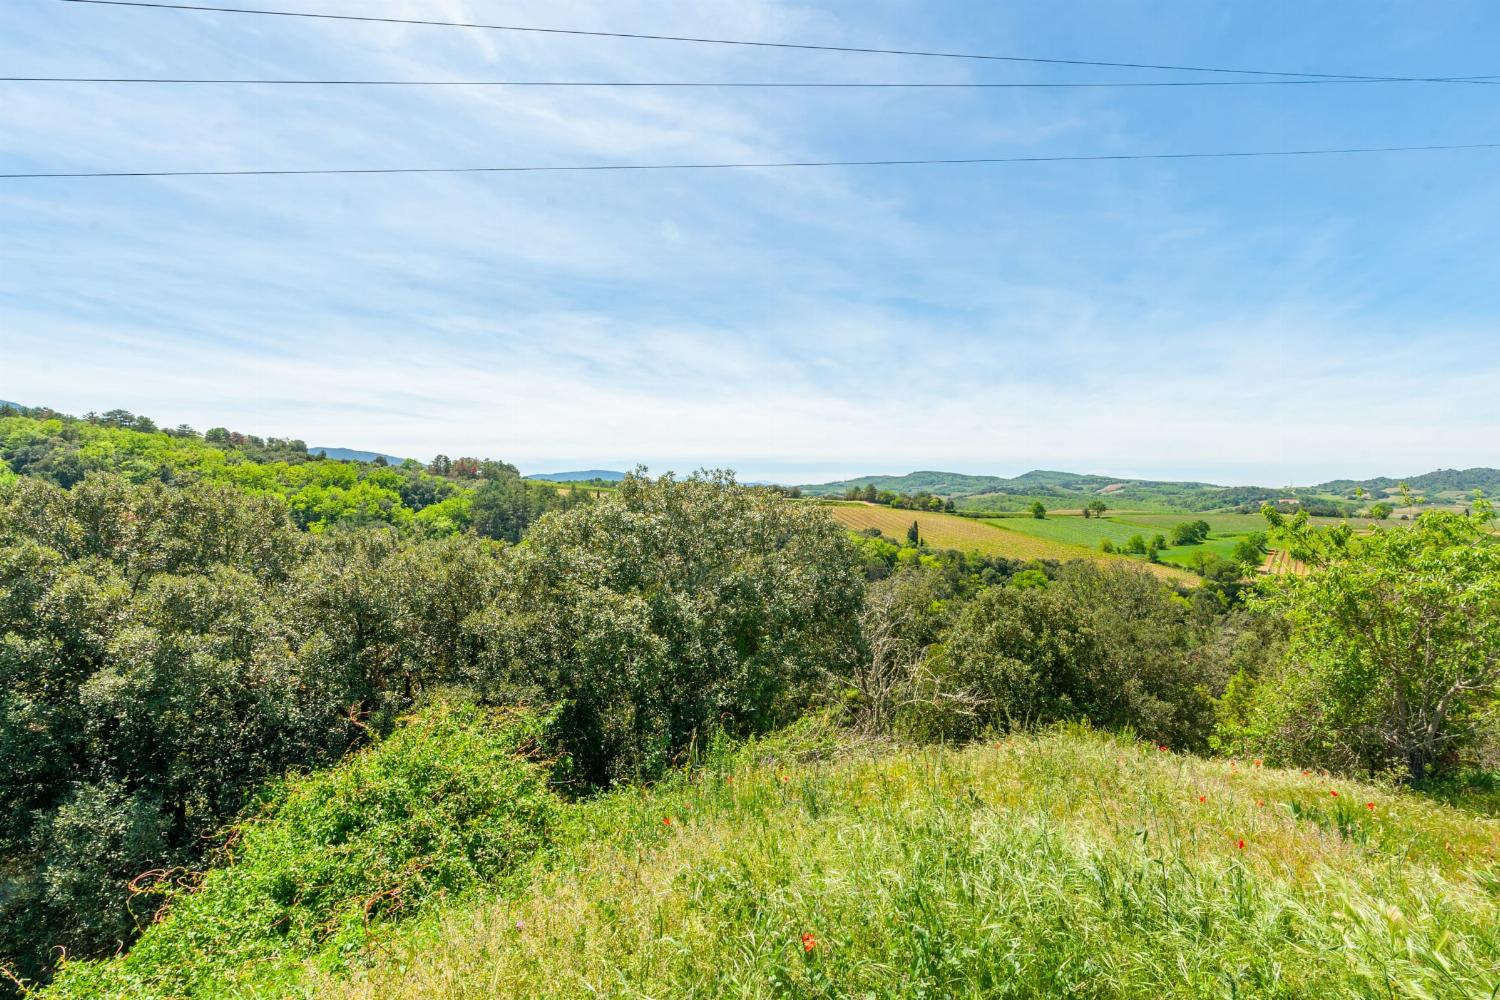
[49,716,1500,999]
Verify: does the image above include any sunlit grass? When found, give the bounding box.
[320,728,1500,999]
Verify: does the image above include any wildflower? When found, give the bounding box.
[779,775,790,784]
[1198,795,1206,803]
[1301,769,1311,776]
[1366,802,1375,810]
[726,776,734,785]
[1159,745,1168,753]
[514,918,525,931]
[1237,839,1246,850]
[801,932,818,953]
[1329,790,1339,798]
[662,816,672,826]
[1256,800,1265,808]
[1253,759,1262,768]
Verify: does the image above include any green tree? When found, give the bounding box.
[1088,500,1109,519]
[906,520,921,546]
[1029,501,1047,519]
[1368,501,1394,520]
[465,471,864,786]
[1235,501,1500,781]
[1170,520,1212,546]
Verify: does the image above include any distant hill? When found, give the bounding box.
[526,470,627,483]
[802,465,1500,513]
[308,447,412,464]
[1315,468,1500,499]
[0,400,27,411]
[800,469,1233,510]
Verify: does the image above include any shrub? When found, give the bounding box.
[1223,503,1500,782]
[464,471,865,786]
[47,702,562,998]
[932,563,1219,747]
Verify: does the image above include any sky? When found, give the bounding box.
[3,0,1499,485]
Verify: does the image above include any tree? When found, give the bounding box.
[466,471,865,786]
[1230,531,1268,568]
[1170,520,1211,546]
[906,520,921,546]
[936,563,1218,746]
[1088,500,1109,519]
[1235,500,1500,782]
[1029,501,1047,519]
[1368,501,1393,520]
[1123,534,1147,555]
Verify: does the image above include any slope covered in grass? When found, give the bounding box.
[45,704,563,999]
[320,726,1499,1000]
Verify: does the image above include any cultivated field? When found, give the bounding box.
[826,505,1195,582]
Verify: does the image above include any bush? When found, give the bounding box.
[930,563,1220,747]
[1221,504,1500,782]
[47,702,562,998]
[465,471,865,786]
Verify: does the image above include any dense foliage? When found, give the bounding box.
[47,702,563,998]
[466,471,865,785]
[1218,502,1500,782]
[0,409,584,540]
[0,462,862,986]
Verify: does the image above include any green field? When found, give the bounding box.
[986,512,1264,567]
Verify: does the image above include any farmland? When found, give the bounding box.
[824,503,1196,582]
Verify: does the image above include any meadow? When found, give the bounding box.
[314,724,1500,1000]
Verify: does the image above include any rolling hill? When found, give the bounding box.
[525,469,627,482]
[308,446,412,464]
[802,467,1500,513]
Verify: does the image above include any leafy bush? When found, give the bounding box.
[931,563,1221,747]
[465,470,865,786]
[1220,503,1500,781]
[0,475,509,984]
[47,702,562,998]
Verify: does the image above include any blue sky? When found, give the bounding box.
[3,0,1498,485]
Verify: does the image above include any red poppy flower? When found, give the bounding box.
[1256,800,1265,808]
[1237,839,1246,850]
[1253,759,1263,767]
[1302,770,1311,775]
[662,816,672,826]
[801,932,818,953]
[1158,745,1168,752]
[1198,795,1206,803]
[1366,802,1375,810]
[725,776,734,785]
[1329,790,1339,798]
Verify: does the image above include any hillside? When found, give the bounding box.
[1316,467,1500,500]
[525,469,627,483]
[307,446,412,464]
[802,466,1500,513]
[50,722,1500,998]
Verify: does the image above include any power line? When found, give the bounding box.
[7,76,1500,89]
[6,140,1497,180]
[52,0,1500,85]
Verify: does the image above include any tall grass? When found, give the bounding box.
[321,727,1500,999]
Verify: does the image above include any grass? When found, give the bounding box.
[826,505,1194,582]
[315,726,1500,1000]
